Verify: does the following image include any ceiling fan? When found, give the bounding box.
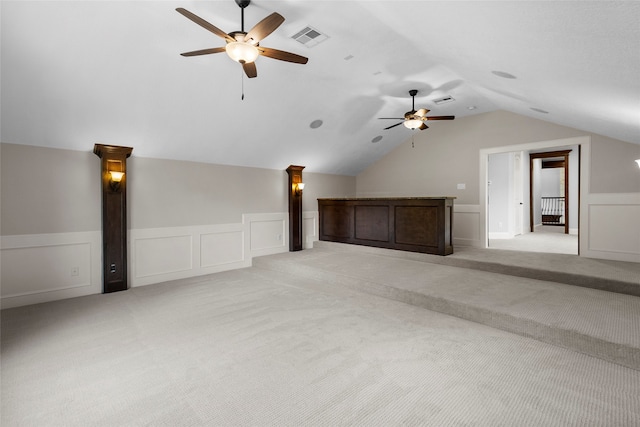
[176,0,308,78]
[380,90,455,130]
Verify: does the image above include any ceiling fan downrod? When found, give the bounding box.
[236,0,251,32]
[409,89,418,112]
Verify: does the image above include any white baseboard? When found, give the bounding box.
[488,232,513,240]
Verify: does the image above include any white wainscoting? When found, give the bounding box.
[453,204,482,247]
[581,193,640,263]
[1,231,102,309]
[303,211,319,249]
[1,211,320,308]
[130,223,250,287]
[244,213,288,257]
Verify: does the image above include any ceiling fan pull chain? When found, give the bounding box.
[241,70,245,100]
[412,135,415,148]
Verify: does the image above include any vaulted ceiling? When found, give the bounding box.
[2,1,639,175]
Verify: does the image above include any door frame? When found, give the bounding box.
[529,150,571,234]
[479,136,587,251]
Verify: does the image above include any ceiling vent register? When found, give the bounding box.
[292,26,329,47]
[433,96,455,105]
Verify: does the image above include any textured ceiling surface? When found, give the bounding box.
[2,1,639,175]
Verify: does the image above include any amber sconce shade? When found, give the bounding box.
[109,171,125,191]
[294,182,305,196]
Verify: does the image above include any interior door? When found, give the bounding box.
[513,152,524,236]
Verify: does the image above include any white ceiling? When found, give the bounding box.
[2,1,639,175]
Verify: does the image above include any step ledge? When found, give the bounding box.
[253,256,640,371]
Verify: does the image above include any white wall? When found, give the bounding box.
[488,152,512,238]
[1,144,356,308]
[540,168,562,197]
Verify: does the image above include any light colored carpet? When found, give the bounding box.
[257,246,640,369]
[489,226,578,254]
[2,258,639,426]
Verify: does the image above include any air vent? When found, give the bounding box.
[434,96,455,105]
[292,26,329,47]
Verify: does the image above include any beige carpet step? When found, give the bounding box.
[313,241,640,297]
[253,247,640,371]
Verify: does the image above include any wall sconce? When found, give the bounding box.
[294,182,305,196]
[635,159,640,169]
[109,171,125,191]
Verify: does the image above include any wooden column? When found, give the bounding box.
[286,165,305,251]
[94,144,133,293]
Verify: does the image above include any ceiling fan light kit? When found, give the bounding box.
[176,0,308,78]
[403,119,423,130]
[226,40,259,64]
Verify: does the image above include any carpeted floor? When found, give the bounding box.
[2,248,639,426]
[489,226,578,254]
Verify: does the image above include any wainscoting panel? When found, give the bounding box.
[1,231,101,309]
[130,223,250,287]
[584,194,640,262]
[134,233,193,279]
[453,204,482,247]
[303,211,319,249]
[201,230,244,268]
[244,213,288,258]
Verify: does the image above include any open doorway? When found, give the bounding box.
[486,145,580,255]
[529,150,571,234]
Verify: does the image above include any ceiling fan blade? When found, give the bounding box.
[180,47,226,57]
[176,8,234,42]
[418,123,429,130]
[384,122,404,130]
[258,47,308,64]
[426,116,455,120]
[244,12,285,43]
[378,118,405,120]
[415,108,430,118]
[243,61,257,78]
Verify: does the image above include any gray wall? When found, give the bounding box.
[1,143,356,236]
[1,143,101,235]
[356,110,640,201]
[590,134,640,193]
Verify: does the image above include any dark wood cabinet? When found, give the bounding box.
[318,197,455,255]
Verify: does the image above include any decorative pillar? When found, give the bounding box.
[93,144,133,293]
[286,165,305,251]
